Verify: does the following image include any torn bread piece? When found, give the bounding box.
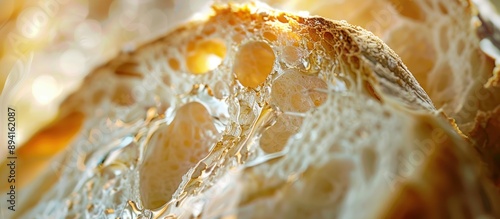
[266,0,500,184]
[6,2,500,219]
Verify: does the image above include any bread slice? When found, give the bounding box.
[268,0,500,122]
[6,2,499,218]
[268,0,500,185]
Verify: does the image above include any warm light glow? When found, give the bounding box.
[75,20,103,49]
[32,75,61,105]
[59,49,86,76]
[297,11,310,16]
[206,54,223,71]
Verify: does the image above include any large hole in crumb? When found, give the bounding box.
[388,0,425,22]
[260,70,328,153]
[112,84,135,106]
[168,58,180,71]
[139,102,219,209]
[186,38,226,74]
[115,61,143,78]
[234,41,275,88]
[292,159,353,209]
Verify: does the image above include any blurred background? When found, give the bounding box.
[0,0,499,150]
[0,0,212,148]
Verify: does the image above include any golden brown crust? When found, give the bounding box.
[299,16,435,111]
[56,3,435,118]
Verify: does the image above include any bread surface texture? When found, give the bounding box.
[6,2,499,219]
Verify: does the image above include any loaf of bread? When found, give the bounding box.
[4,2,500,218]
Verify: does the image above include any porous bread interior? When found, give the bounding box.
[267,0,500,196]
[270,0,500,126]
[139,102,219,209]
[11,2,499,219]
